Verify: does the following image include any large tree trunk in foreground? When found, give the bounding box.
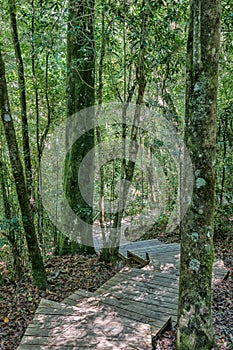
[177,1,221,349]
[0,46,47,290]
[60,0,95,255]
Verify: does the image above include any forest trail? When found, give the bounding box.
[17,240,228,349]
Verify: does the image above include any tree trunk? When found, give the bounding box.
[109,0,147,261]
[9,0,33,194]
[0,46,48,290]
[61,0,95,254]
[0,149,24,278]
[177,1,221,349]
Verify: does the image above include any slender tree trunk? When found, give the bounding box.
[95,0,109,261]
[31,0,44,244]
[177,1,221,349]
[0,46,48,290]
[218,110,228,207]
[109,0,147,260]
[0,148,23,278]
[8,0,33,194]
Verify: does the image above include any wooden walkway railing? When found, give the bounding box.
[18,239,228,350]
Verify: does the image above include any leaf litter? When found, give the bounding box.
[0,239,232,350]
[0,253,123,350]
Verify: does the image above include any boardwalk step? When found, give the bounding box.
[118,239,164,258]
[94,268,179,329]
[18,298,152,350]
[96,267,179,294]
[18,239,229,350]
[124,241,228,280]
[61,268,178,332]
[63,289,95,306]
[127,244,180,265]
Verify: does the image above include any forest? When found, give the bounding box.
[0,0,232,349]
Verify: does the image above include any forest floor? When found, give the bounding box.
[0,235,232,350]
[0,252,124,350]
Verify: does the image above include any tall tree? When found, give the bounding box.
[0,44,48,290]
[177,1,221,349]
[61,0,95,254]
[110,0,147,259]
[8,0,33,194]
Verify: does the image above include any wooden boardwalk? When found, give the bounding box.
[64,268,178,331]
[18,239,228,349]
[18,298,151,349]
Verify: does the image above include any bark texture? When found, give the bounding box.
[0,46,47,290]
[177,1,221,349]
[9,0,33,193]
[61,0,95,254]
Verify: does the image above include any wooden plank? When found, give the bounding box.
[96,277,179,296]
[99,267,179,281]
[127,250,148,265]
[63,289,95,306]
[96,280,177,296]
[18,346,91,350]
[129,243,180,253]
[24,320,150,337]
[30,314,93,327]
[129,251,180,261]
[126,241,227,281]
[30,307,168,331]
[19,335,151,349]
[143,261,180,272]
[129,267,179,279]
[62,286,178,317]
[101,289,178,310]
[118,251,130,262]
[43,297,152,331]
[35,300,81,316]
[97,284,178,299]
[39,294,174,328]
[18,342,153,350]
[98,268,179,286]
[27,317,90,329]
[100,294,177,318]
[149,255,180,260]
[119,239,165,258]
[97,276,179,296]
[99,281,178,305]
[19,298,152,350]
[131,247,180,256]
[126,241,179,258]
[120,239,164,249]
[18,346,148,350]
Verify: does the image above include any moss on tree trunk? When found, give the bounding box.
[60,0,95,255]
[177,1,221,349]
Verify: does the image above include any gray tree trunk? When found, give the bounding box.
[177,1,221,349]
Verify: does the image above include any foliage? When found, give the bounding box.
[0,0,232,286]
